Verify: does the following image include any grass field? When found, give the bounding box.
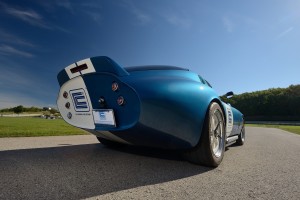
[246,124,300,135]
[1,117,299,138]
[0,117,88,137]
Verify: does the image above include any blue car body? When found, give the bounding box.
[57,56,244,150]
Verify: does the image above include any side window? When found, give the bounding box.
[198,75,206,84]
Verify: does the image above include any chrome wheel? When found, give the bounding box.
[236,125,245,146]
[241,127,245,142]
[210,109,224,158]
[183,102,225,167]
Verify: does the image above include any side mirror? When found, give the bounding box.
[225,91,234,98]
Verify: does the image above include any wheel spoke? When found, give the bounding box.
[211,115,216,132]
[210,110,224,157]
[214,121,220,132]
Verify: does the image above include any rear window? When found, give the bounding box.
[125,65,189,72]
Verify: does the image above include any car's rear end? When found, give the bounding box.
[57,56,141,133]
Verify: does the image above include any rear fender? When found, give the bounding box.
[57,56,129,87]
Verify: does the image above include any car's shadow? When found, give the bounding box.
[0,143,212,199]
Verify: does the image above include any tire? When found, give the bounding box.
[236,125,245,146]
[96,137,120,147]
[184,102,226,167]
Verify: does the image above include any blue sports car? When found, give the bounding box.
[57,56,245,167]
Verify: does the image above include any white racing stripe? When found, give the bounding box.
[65,63,79,79]
[224,103,233,136]
[57,76,95,129]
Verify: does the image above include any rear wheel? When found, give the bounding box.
[184,102,226,167]
[236,125,245,145]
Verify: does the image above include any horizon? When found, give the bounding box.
[1,83,298,110]
[0,0,299,109]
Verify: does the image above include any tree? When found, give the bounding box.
[13,105,24,114]
[49,108,58,114]
[222,84,300,121]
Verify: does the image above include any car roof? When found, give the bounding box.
[124,65,189,72]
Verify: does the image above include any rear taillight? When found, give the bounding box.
[63,91,68,98]
[112,82,119,92]
[117,96,125,106]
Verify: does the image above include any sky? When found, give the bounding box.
[0,0,299,109]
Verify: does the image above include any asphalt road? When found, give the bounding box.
[0,127,299,200]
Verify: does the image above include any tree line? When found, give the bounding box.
[1,85,299,120]
[221,84,300,121]
[0,105,58,115]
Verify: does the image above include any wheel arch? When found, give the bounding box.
[196,97,227,144]
[210,98,227,127]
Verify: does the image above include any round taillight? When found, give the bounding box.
[67,112,72,119]
[117,96,125,106]
[112,82,119,92]
[63,91,68,98]
[65,102,70,109]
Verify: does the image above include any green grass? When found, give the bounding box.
[2,117,299,137]
[246,124,300,135]
[0,117,88,137]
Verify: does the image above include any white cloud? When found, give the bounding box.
[0,67,37,99]
[3,4,49,29]
[119,0,151,24]
[0,72,40,109]
[80,2,102,9]
[164,14,192,29]
[85,11,102,23]
[0,29,35,47]
[0,93,46,109]
[276,27,294,40]
[56,0,73,11]
[1,2,69,31]
[0,45,34,58]
[222,16,234,33]
[0,65,56,109]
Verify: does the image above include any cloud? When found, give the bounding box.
[80,2,102,9]
[0,45,34,58]
[276,27,294,40]
[0,29,36,59]
[0,64,56,109]
[1,2,70,31]
[0,93,47,109]
[164,14,192,29]
[86,11,102,23]
[43,0,74,14]
[119,0,151,24]
[1,3,50,29]
[222,16,234,33]
[63,2,103,24]
[0,29,35,47]
[0,67,36,91]
[56,0,73,11]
